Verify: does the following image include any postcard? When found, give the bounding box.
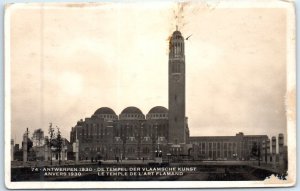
[4,0,296,189]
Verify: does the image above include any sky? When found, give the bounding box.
[8,2,289,145]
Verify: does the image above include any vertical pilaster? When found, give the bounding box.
[44,144,48,161]
[261,140,266,163]
[271,136,276,168]
[266,139,270,163]
[278,134,284,169]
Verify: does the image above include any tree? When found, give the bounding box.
[27,138,33,152]
[56,127,63,165]
[48,123,55,165]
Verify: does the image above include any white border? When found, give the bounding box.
[4,0,296,189]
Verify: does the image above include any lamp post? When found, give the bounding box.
[155,123,158,150]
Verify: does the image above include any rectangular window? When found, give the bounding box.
[177,63,180,73]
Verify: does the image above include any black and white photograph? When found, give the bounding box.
[4,0,296,189]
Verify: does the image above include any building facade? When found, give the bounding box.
[70,106,170,160]
[189,133,269,160]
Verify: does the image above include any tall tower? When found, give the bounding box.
[168,29,186,144]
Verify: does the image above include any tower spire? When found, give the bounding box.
[168,29,186,144]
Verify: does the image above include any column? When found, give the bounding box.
[261,140,266,163]
[278,134,285,169]
[22,133,28,166]
[44,144,48,161]
[73,139,79,164]
[266,139,270,164]
[271,136,276,168]
[278,134,284,154]
[221,142,223,159]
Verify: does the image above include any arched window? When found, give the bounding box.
[174,42,177,55]
[181,43,183,53]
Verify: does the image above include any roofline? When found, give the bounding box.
[190,135,269,139]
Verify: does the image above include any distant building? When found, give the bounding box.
[14,144,19,152]
[189,132,268,160]
[32,129,45,147]
[13,133,72,162]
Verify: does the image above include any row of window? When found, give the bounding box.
[146,113,168,119]
[196,142,238,151]
[93,113,173,120]
[94,114,117,119]
[85,123,103,128]
[72,123,169,142]
[75,128,168,138]
[105,147,151,154]
[207,150,237,158]
[82,146,108,152]
[114,136,166,142]
[172,42,184,56]
[120,114,144,119]
[170,147,182,154]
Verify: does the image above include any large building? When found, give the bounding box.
[70,106,171,160]
[69,29,280,162]
[69,29,190,161]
